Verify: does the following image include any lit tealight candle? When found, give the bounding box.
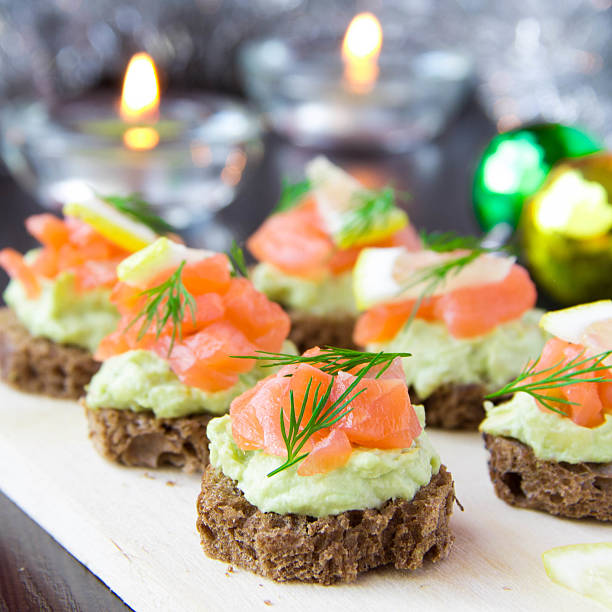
[120,53,161,150]
[342,12,382,95]
[0,50,262,227]
[240,12,473,151]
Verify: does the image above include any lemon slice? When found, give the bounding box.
[117,237,217,288]
[353,246,514,310]
[540,301,612,344]
[353,247,405,310]
[543,543,612,609]
[63,196,158,252]
[305,156,407,248]
[306,156,362,236]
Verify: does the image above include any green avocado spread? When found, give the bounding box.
[207,405,441,517]
[4,272,119,353]
[250,262,357,316]
[86,343,295,419]
[480,393,612,463]
[368,310,547,399]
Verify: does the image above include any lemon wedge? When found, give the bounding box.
[63,196,158,252]
[305,156,407,248]
[543,543,612,609]
[306,156,362,235]
[540,301,612,344]
[353,246,514,311]
[117,237,217,288]
[353,247,406,310]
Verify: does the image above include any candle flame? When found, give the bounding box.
[120,52,160,150]
[342,13,382,93]
[123,126,160,150]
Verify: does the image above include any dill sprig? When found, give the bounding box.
[420,230,484,253]
[263,350,406,476]
[227,240,248,278]
[102,193,175,235]
[485,349,612,416]
[232,346,411,377]
[273,178,311,213]
[335,187,404,248]
[127,260,196,357]
[399,231,513,327]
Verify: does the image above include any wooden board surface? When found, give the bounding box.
[0,382,607,612]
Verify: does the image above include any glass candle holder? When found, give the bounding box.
[0,94,263,228]
[239,34,473,153]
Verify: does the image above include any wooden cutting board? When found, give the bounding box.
[0,382,606,611]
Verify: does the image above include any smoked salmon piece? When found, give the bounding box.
[332,372,421,447]
[229,352,421,475]
[354,264,537,345]
[248,199,333,278]
[181,254,231,295]
[162,321,256,392]
[222,278,291,352]
[354,299,437,346]
[526,337,611,428]
[25,214,70,249]
[0,248,40,298]
[248,197,419,279]
[98,259,291,393]
[436,265,537,338]
[0,214,131,296]
[297,428,352,476]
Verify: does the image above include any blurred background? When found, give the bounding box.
[2,0,611,132]
[1,0,611,303]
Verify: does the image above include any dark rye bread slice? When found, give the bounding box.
[410,383,511,431]
[409,383,488,431]
[85,406,212,473]
[288,310,358,353]
[197,464,454,584]
[0,307,100,399]
[484,433,612,521]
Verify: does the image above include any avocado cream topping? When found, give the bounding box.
[207,405,441,517]
[86,344,295,419]
[250,262,357,316]
[480,393,612,463]
[368,310,547,398]
[4,273,119,353]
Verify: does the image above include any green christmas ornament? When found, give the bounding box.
[522,153,612,305]
[473,124,603,233]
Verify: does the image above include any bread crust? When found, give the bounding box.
[196,464,455,584]
[0,307,100,399]
[410,384,510,431]
[484,433,612,521]
[288,311,357,353]
[85,405,212,473]
[410,383,487,430]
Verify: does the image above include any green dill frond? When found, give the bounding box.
[126,260,196,357]
[273,178,312,213]
[101,193,175,235]
[231,346,410,377]
[265,351,401,477]
[334,187,402,247]
[230,346,411,476]
[227,240,248,278]
[485,349,612,416]
[398,231,514,328]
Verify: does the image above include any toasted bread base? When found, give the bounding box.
[197,464,454,584]
[410,383,491,431]
[484,433,612,521]
[85,405,212,473]
[0,307,100,399]
[288,311,357,353]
